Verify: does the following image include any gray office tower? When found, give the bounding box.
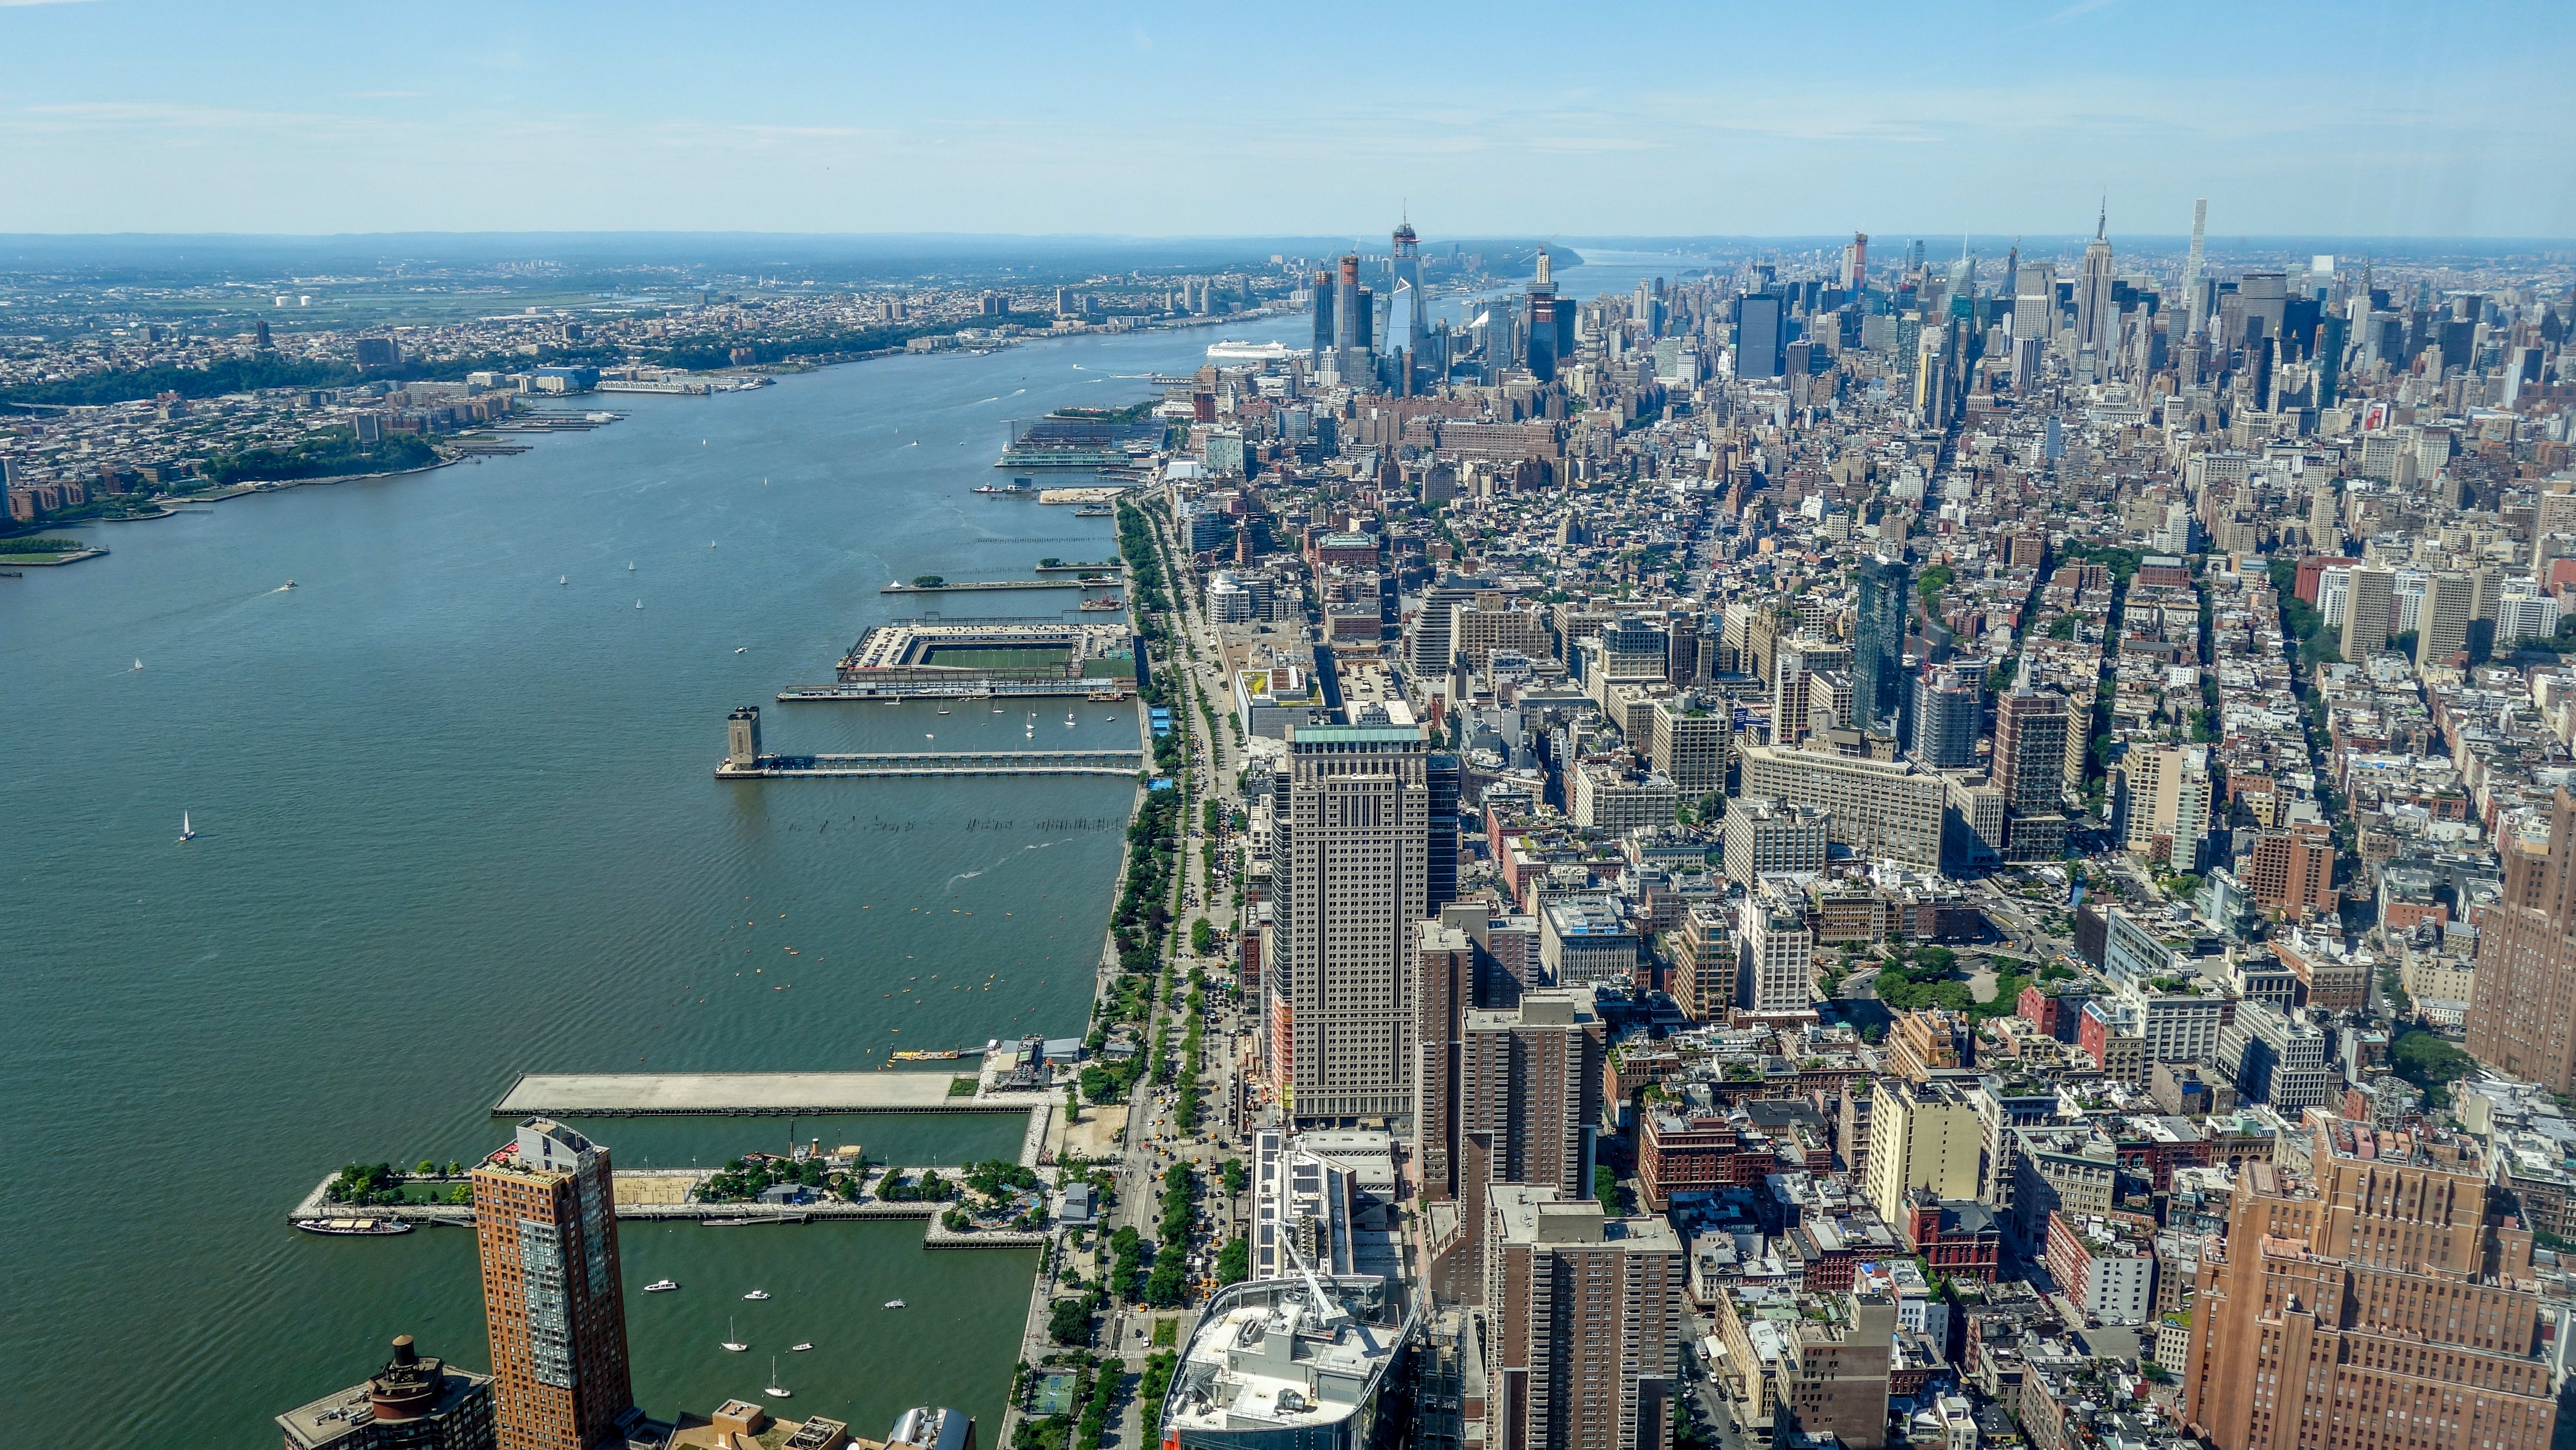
[1852,555,1911,737]
[1428,750,1461,911]
[1909,664,1983,769]
[1736,293,1783,378]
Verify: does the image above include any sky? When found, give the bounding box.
[3,0,2571,240]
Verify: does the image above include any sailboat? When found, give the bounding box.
[177,812,197,843]
[628,562,636,571]
[764,1356,791,1398]
[558,576,567,586]
[721,1318,748,1352]
[636,601,644,610]
[1065,711,1077,727]
[132,658,143,671]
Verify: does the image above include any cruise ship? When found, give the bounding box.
[1205,340,1293,363]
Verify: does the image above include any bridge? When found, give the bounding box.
[717,748,1143,779]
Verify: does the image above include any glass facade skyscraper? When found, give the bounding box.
[1852,554,1911,737]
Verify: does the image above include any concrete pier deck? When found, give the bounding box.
[714,749,1143,780]
[493,1071,1017,1117]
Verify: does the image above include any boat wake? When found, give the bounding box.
[945,838,1071,885]
[976,396,1000,404]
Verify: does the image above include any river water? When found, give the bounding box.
[0,255,1673,1443]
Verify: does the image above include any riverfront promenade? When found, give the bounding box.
[492,1070,1014,1116]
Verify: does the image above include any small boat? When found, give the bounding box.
[283,579,297,589]
[743,1289,771,1301]
[711,540,719,549]
[937,706,950,715]
[721,1317,748,1352]
[295,1217,414,1236]
[883,1299,907,1310]
[133,658,144,671]
[628,562,636,571]
[765,1357,791,1399]
[703,1216,758,1227]
[178,811,197,843]
[644,1279,678,1293]
[735,647,748,654]
[1065,712,1077,726]
[558,576,567,585]
[791,1342,813,1352]
[1072,504,1114,517]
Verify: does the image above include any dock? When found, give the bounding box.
[492,1070,1020,1116]
[778,680,1130,702]
[879,578,1116,594]
[716,749,1143,780]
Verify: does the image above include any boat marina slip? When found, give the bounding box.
[1,306,1313,1446]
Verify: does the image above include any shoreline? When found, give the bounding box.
[0,546,107,566]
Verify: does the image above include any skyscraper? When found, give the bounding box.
[2468,787,2576,1093]
[1525,247,1562,382]
[2074,204,2116,358]
[2013,262,2056,344]
[2417,569,2474,669]
[472,1118,636,1450]
[1485,1187,1686,1450]
[2179,199,2208,338]
[1843,232,1868,290]
[1311,267,1336,360]
[1852,554,1910,738]
[1735,292,1783,379]
[1427,749,1461,911]
[2340,566,2394,661]
[1333,252,1365,382]
[1273,721,1428,1123]
[1908,665,1982,769]
[2184,1120,2558,1450]
[1993,656,2070,862]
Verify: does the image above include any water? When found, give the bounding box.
[0,313,1304,1443]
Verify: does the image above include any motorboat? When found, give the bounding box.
[644,1279,678,1293]
[742,1289,771,1301]
[791,1342,814,1352]
[283,579,297,589]
[883,1299,906,1310]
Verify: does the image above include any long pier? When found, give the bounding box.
[717,749,1142,779]
[778,680,1130,702]
[494,1070,1025,1115]
[879,579,1118,594]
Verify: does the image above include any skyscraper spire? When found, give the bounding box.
[2096,196,2107,240]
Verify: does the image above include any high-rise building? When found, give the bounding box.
[1427,750,1460,911]
[2468,787,2576,1092]
[1860,1078,1983,1232]
[2118,744,2212,871]
[1844,232,1868,290]
[1484,1186,1686,1450]
[2074,206,2116,358]
[1992,657,2070,862]
[471,1119,636,1450]
[2242,824,2337,919]
[1908,665,1982,769]
[1735,293,1783,379]
[1735,744,1947,869]
[2417,569,2475,670]
[1647,696,1730,797]
[1738,875,1816,1014]
[279,1335,496,1450]
[1851,555,1910,738]
[2340,566,2395,661]
[2179,199,2209,338]
[2183,1120,2559,1450]
[1525,247,1564,382]
[1333,253,1366,382]
[1461,988,1604,1201]
[1414,918,1477,1208]
[1272,722,1428,1123]
[1723,797,1829,885]
[2013,263,2056,343]
[1311,267,1337,360]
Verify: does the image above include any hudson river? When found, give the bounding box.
[0,251,1690,1442]
[0,312,1305,1444]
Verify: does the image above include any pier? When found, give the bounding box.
[493,1070,1029,1115]
[716,749,1144,780]
[879,578,1117,594]
[778,680,1130,702]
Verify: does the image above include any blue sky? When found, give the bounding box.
[4,0,2570,238]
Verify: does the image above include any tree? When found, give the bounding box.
[417,1159,437,1175]
[1594,1164,1621,1215]
[1216,1236,1249,1285]
[1220,1158,1248,1197]
[912,574,945,588]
